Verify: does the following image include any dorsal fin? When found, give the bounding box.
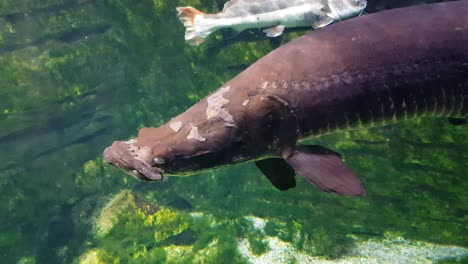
[222,0,237,12]
[320,0,331,13]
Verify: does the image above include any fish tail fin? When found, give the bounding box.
[176,6,218,46]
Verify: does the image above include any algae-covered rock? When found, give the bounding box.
[82,190,195,263]
[145,208,190,241]
[77,249,107,264]
[16,256,36,264]
[84,201,251,264]
[93,190,159,238]
[238,235,468,264]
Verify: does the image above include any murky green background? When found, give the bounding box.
[0,0,466,263]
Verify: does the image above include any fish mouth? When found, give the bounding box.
[103,141,163,181]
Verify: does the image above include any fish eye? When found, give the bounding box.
[154,157,165,165]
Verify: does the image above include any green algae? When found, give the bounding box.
[146,208,190,241]
[87,191,183,263]
[81,190,248,263]
[435,255,468,264]
[17,256,37,264]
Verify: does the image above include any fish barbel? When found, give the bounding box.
[177,0,367,45]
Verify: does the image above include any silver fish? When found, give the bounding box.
[177,0,367,45]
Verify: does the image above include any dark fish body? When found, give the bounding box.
[104,1,467,196]
[235,1,468,142]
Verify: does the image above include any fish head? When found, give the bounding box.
[103,139,164,181]
[328,0,367,20]
[103,119,248,181]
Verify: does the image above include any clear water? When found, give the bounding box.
[0,1,466,263]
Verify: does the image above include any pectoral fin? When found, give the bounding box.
[311,15,334,29]
[284,145,365,196]
[255,158,296,191]
[263,25,285,37]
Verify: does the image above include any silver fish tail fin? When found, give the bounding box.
[176,6,219,46]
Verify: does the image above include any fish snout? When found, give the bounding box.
[103,141,132,169]
[103,141,163,181]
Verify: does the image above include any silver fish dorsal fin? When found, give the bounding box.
[222,0,236,12]
[320,0,332,14]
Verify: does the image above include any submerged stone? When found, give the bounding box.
[93,189,159,238]
[238,236,468,264]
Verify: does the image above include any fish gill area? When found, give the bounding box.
[0,0,466,263]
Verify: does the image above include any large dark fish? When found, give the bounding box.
[104,1,467,196]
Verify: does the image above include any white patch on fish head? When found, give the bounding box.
[328,0,367,20]
[186,125,206,142]
[126,140,153,166]
[206,86,234,123]
[242,99,249,107]
[169,121,183,132]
